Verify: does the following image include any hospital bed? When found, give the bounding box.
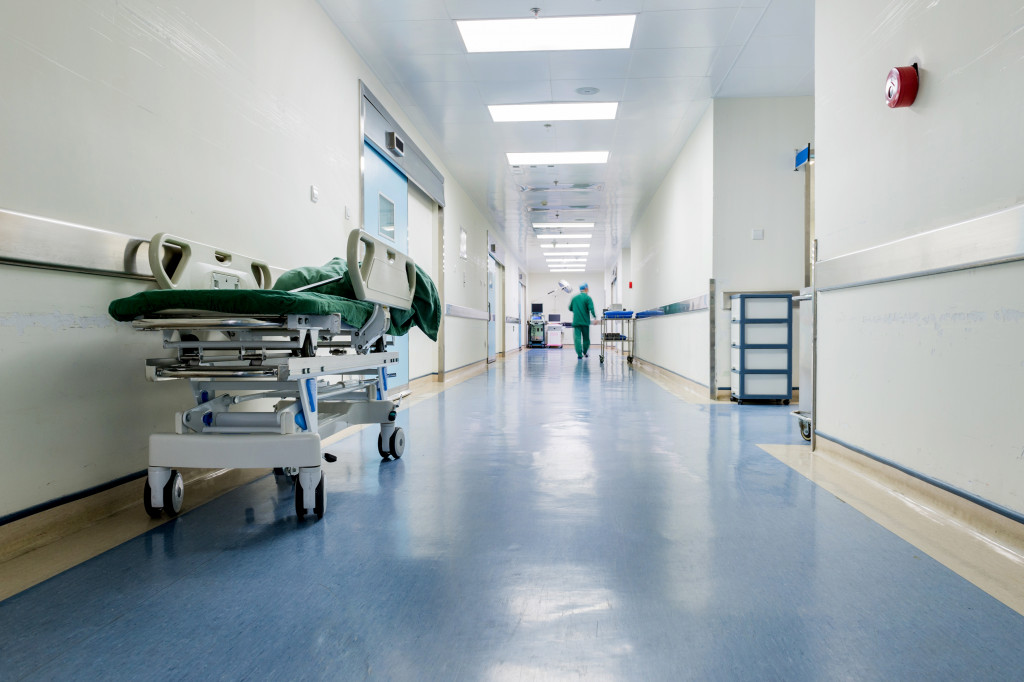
[110,229,427,521]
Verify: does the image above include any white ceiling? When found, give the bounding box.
[318,0,813,273]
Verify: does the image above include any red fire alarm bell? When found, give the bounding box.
[629,281,633,289]
[885,64,919,108]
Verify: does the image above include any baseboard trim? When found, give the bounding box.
[631,357,714,404]
[0,467,268,566]
[762,436,1024,616]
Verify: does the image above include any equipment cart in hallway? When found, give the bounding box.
[599,311,634,364]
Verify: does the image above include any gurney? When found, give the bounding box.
[109,230,439,521]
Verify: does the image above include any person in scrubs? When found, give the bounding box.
[568,283,597,359]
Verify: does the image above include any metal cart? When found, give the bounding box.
[599,312,634,364]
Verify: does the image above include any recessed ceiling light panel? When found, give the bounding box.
[457,15,636,53]
[533,223,595,229]
[536,234,592,239]
[507,152,608,165]
[489,103,618,122]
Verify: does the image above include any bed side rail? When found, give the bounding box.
[347,230,416,310]
[149,233,273,290]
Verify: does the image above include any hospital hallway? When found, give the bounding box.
[2,349,1024,681]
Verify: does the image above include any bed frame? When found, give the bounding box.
[133,229,416,521]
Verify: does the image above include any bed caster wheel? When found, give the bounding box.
[389,428,405,459]
[163,470,184,517]
[627,356,633,365]
[378,434,389,459]
[800,421,812,441]
[143,479,162,519]
[599,355,604,363]
[295,470,325,521]
[314,472,325,520]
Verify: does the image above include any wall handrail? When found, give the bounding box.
[815,202,1024,292]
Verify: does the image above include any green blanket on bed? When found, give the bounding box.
[108,258,441,341]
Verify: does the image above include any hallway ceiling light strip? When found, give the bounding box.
[542,251,588,256]
[533,223,595,229]
[536,234,591,239]
[489,103,618,122]
[457,15,636,53]
[507,152,608,165]
[550,268,586,272]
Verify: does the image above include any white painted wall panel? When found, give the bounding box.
[630,104,714,314]
[815,0,1024,260]
[817,262,1024,513]
[816,1,1024,515]
[712,96,812,389]
[634,312,710,388]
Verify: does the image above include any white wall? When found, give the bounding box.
[0,0,489,518]
[629,104,714,385]
[527,272,606,321]
[816,0,1024,261]
[815,1,1024,514]
[711,97,813,388]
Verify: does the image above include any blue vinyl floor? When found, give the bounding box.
[3,349,1024,680]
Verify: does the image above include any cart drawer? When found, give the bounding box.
[731,347,789,371]
[743,297,789,320]
[741,323,789,345]
[735,372,789,398]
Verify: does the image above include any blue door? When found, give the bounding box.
[363,145,409,388]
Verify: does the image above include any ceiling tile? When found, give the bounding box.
[628,47,717,78]
[376,20,466,55]
[477,79,552,105]
[387,53,472,82]
[623,77,710,102]
[732,34,813,74]
[443,0,644,20]
[755,0,815,37]
[550,79,628,101]
[548,50,633,80]
[723,6,765,45]
[633,9,739,49]
[467,52,552,83]
[319,0,451,22]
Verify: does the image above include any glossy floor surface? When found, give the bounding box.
[3,350,1024,680]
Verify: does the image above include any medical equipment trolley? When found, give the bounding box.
[599,310,634,364]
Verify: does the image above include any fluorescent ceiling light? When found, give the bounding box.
[553,244,590,249]
[533,222,595,229]
[536,234,591,239]
[457,15,636,53]
[551,268,586,272]
[489,103,618,122]
[546,258,587,262]
[544,251,589,256]
[507,152,608,165]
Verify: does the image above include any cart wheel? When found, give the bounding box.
[142,479,162,519]
[599,355,604,363]
[800,420,812,441]
[377,434,390,458]
[163,470,184,517]
[314,471,326,520]
[783,399,790,405]
[627,356,633,364]
[389,428,405,459]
